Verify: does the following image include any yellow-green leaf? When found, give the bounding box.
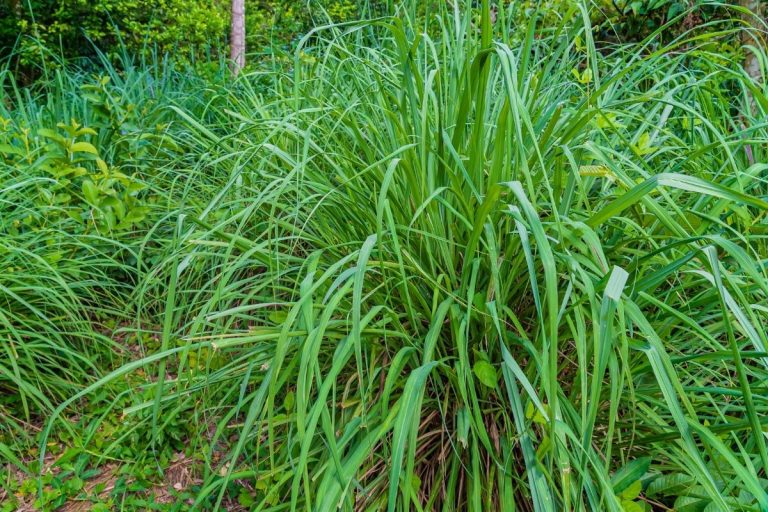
[71,141,99,155]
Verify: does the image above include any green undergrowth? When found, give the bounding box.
[2,1,768,510]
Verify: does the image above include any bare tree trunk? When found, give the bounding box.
[741,0,764,86]
[230,0,245,76]
[739,0,764,163]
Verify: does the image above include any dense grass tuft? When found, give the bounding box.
[2,1,768,510]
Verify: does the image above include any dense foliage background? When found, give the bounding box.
[1,0,767,511]
[1,0,378,79]
[1,0,751,76]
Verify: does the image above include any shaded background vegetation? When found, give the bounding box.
[1,0,377,80]
[1,0,756,79]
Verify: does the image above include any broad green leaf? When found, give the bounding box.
[70,141,99,155]
[81,179,99,205]
[473,360,498,388]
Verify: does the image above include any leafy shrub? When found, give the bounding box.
[1,0,382,79]
[246,1,357,52]
[1,0,227,78]
[0,56,224,435]
[511,0,742,44]
[0,76,166,236]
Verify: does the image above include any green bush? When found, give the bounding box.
[0,56,226,433]
[1,0,228,77]
[245,0,362,56]
[508,0,741,43]
[1,0,384,77]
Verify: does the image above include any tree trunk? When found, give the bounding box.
[739,0,764,163]
[230,0,245,76]
[741,0,764,86]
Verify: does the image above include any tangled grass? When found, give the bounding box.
[2,1,768,510]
